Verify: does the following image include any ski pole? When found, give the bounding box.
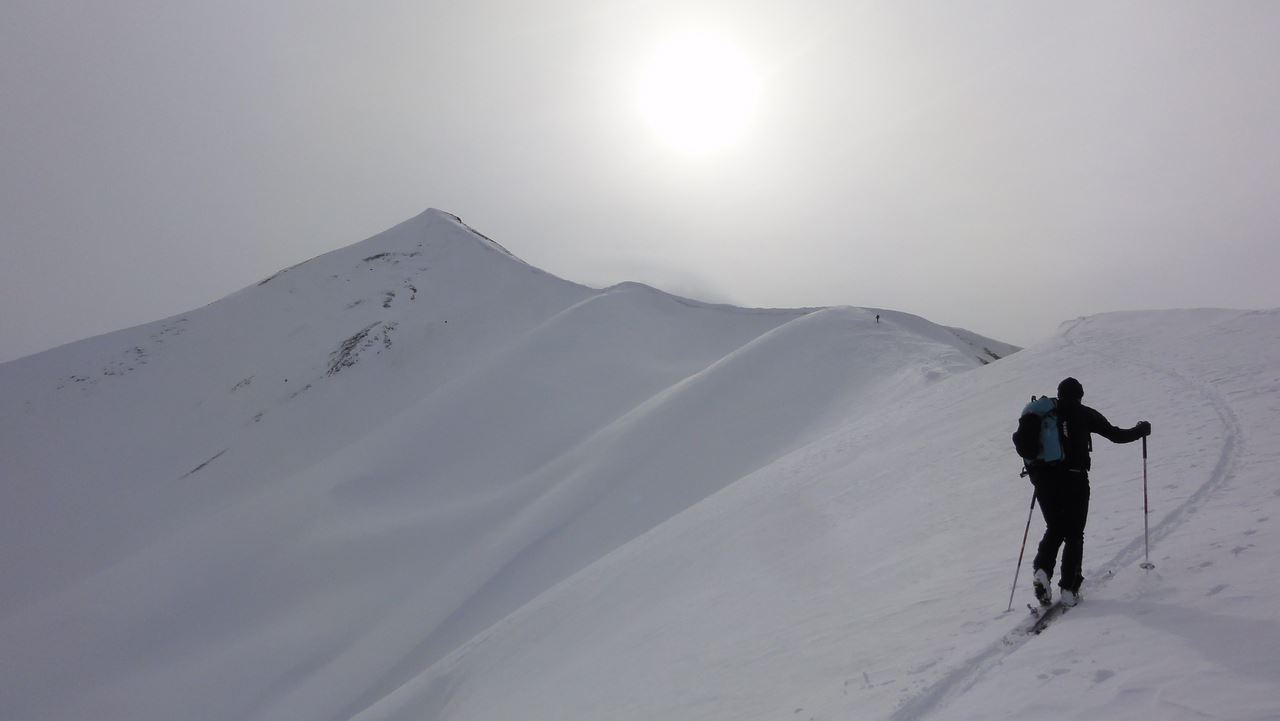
[1140,436,1155,570]
[1007,490,1038,612]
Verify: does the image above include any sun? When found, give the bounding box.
[636,31,761,155]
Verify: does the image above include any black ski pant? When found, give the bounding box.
[1030,468,1090,593]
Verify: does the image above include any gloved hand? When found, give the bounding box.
[1135,420,1151,437]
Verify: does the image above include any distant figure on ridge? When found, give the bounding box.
[1013,377,1150,608]
[875,314,880,323]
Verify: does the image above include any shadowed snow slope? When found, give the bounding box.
[0,209,1017,721]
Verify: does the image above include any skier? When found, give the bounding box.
[1030,377,1150,607]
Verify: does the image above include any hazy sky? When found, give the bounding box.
[3,1,1279,362]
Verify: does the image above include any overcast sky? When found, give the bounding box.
[3,1,1278,362]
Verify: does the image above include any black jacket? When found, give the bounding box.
[1056,398,1145,472]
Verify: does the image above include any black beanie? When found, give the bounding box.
[1058,377,1084,402]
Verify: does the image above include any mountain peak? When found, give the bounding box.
[0,207,1060,721]
[405,207,521,259]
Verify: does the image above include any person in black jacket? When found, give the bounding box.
[1030,377,1151,606]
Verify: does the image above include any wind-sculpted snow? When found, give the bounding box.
[0,209,1013,721]
[5,211,1276,721]
[342,309,1280,721]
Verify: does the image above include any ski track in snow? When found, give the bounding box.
[886,316,1245,721]
[8,206,1269,721]
[1062,317,1245,578]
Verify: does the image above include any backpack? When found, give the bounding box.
[1012,395,1065,468]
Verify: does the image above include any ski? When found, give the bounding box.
[1026,601,1070,634]
[1017,570,1106,636]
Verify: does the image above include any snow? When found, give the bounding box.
[2,209,1277,721]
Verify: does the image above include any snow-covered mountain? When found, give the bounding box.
[3,210,1276,721]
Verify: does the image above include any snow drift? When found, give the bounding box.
[2,209,1017,721]
[3,210,1276,721]
[368,309,1280,721]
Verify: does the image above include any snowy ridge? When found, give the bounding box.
[342,309,1280,721]
[6,209,1274,721]
[0,209,1014,721]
